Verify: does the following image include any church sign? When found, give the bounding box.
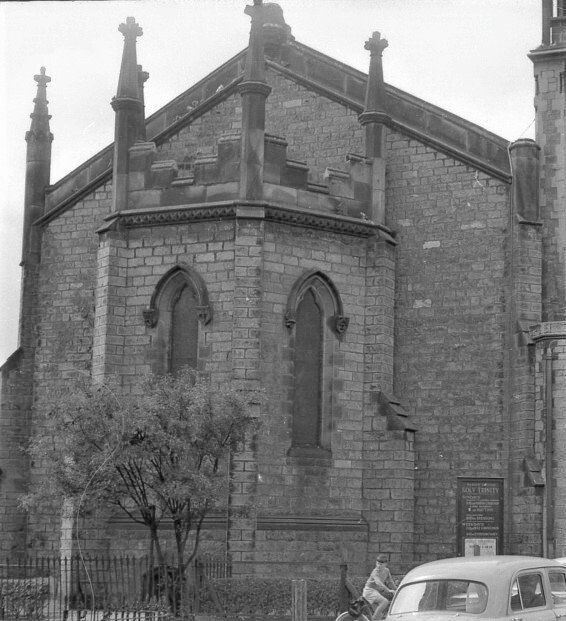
[457,478,504,556]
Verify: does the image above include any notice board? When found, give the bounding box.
[457,478,504,556]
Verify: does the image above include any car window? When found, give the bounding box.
[510,573,546,611]
[549,570,566,606]
[390,580,488,614]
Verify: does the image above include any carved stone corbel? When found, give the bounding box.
[334,315,350,336]
[142,308,158,328]
[284,310,296,329]
[196,305,213,325]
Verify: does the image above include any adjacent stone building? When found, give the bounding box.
[2,0,565,574]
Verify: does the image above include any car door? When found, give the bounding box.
[548,568,566,621]
[508,572,555,621]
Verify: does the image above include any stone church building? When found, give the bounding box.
[2,0,566,574]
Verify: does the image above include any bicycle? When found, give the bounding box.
[335,596,389,621]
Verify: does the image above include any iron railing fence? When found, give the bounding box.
[0,555,230,620]
[0,556,350,620]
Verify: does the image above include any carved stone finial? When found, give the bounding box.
[243,0,268,83]
[262,2,293,59]
[240,0,271,201]
[34,66,51,87]
[360,29,390,159]
[364,31,388,57]
[27,66,53,143]
[137,65,150,86]
[114,16,144,104]
[119,16,143,40]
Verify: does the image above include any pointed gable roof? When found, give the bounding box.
[39,33,511,225]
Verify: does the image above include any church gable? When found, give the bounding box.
[152,69,365,190]
[40,2,511,225]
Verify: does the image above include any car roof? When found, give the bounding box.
[401,556,564,583]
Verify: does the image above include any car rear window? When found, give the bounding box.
[390,580,488,615]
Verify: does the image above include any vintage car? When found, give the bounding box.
[386,556,566,620]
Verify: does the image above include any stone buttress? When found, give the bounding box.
[0,68,52,553]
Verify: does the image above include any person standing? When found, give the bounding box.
[362,554,397,620]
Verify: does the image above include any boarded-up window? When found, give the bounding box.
[169,285,199,374]
[292,289,323,446]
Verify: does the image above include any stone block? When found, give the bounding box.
[325,167,353,199]
[150,160,178,189]
[264,134,288,184]
[194,156,218,185]
[217,133,241,182]
[282,159,309,189]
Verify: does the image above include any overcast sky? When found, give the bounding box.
[0,0,541,365]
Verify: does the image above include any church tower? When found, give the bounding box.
[529,0,566,557]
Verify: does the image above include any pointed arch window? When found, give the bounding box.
[293,289,323,446]
[170,285,199,374]
[285,271,349,455]
[143,265,212,375]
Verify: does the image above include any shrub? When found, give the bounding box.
[199,576,343,616]
[0,578,50,620]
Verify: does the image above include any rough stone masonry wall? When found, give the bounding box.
[534,59,566,323]
[265,71,364,182]
[155,69,365,184]
[255,221,369,570]
[386,132,511,561]
[0,350,30,554]
[507,214,543,556]
[532,53,566,559]
[26,181,111,553]
[154,93,241,167]
[102,218,236,556]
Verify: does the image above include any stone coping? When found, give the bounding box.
[39,37,512,225]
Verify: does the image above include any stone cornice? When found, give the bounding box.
[529,321,566,343]
[256,514,368,532]
[110,512,368,532]
[98,200,392,240]
[528,45,566,62]
[530,321,566,342]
